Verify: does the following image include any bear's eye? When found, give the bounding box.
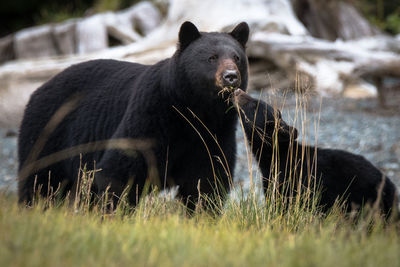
[233,55,240,62]
[208,55,218,63]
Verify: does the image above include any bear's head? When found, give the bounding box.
[176,21,249,102]
[233,89,298,144]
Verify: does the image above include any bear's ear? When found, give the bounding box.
[178,21,201,51]
[230,22,249,48]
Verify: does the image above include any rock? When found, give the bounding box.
[4,129,17,138]
[248,59,290,90]
[343,81,378,99]
[14,25,58,59]
[0,35,15,63]
[0,75,44,128]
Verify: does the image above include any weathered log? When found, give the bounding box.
[14,25,59,59]
[127,1,162,36]
[53,20,77,55]
[0,1,162,62]
[248,32,400,94]
[292,0,381,41]
[76,15,108,54]
[0,35,14,62]
[352,58,400,107]
[353,60,400,78]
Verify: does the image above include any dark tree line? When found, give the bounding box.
[0,0,139,37]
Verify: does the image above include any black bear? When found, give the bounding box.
[18,21,250,210]
[234,89,398,216]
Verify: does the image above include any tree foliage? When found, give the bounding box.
[356,0,400,34]
[0,0,140,37]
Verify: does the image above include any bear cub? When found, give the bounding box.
[234,89,398,216]
[18,21,250,210]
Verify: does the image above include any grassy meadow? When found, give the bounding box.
[1,182,400,267]
[2,91,400,267]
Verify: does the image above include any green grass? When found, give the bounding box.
[1,188,400,267]
[3,90,400,266]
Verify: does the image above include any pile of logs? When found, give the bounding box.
[0,2,161,62]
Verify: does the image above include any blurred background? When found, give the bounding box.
[0,0,399,191]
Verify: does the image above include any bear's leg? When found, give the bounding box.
[178,177,230,214]
[173,136,235,213]
[18,162,71,205]
[95,150,150,207]
[174,157,231,213]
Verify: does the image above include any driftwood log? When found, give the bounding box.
[248,32,400,102]
[292,0,381,41]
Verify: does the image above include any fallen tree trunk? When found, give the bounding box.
[292,0,381,41]
[248,32,400,95]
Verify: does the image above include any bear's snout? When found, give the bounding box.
[216,59,241,89]
[222,69,240,88]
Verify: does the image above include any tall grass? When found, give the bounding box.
[3,89,400,266]
[1,185,399,267]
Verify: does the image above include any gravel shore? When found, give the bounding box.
[235,90,400,191]
[1,91,400,193]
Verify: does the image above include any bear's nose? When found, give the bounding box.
[222,70,240,88]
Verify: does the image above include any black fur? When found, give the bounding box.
[18,22,250,210]
[234,89,398,216]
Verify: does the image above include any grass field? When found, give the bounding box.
[1,186,400,267]
[2,92,399,267]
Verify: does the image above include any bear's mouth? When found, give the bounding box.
[218,85,238,101]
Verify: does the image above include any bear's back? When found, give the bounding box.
[18,59,148,169]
